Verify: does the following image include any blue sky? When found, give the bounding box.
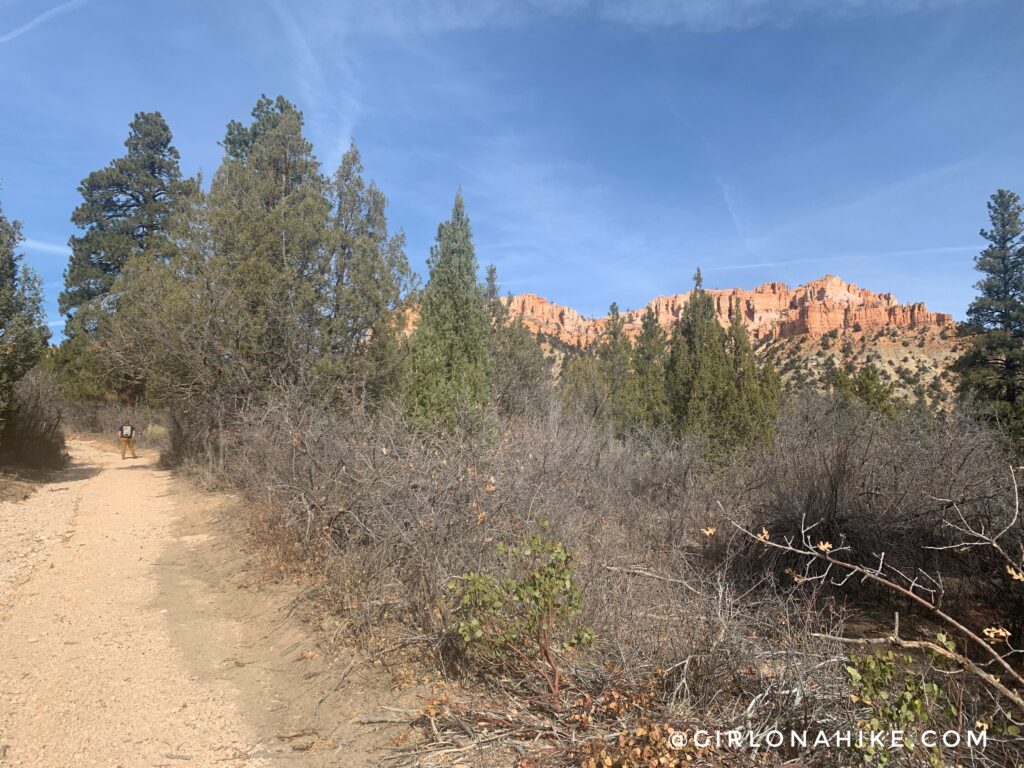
[2,0,1023,337]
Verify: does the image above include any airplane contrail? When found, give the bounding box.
[1,0,90,44]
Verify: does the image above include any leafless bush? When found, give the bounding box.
[190,388,1023,764]
[205,391,854,741]
[0,368,67,468]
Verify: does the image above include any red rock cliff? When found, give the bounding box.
[506,275,952,348]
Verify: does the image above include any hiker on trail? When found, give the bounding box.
[118,422,138,460]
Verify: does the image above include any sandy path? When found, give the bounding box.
[0,439,417,767]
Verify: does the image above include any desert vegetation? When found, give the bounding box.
[3,97,1024,766]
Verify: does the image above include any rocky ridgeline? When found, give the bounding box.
[506,274,953,349]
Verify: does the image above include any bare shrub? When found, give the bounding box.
[0,368,67,468]
[192,388,1022,765]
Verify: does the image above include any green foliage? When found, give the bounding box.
[407,192,491,428]
[846,648,949,766]
[451,535,592,701]
[206,95,329,392]
[314,142,415,406]
[954,189,1024,442]
[632,307,670,429]
[0,202,49,438]
[558,354,610,422]
[666,270,777,457]
[95,99,413,461]
[831,362,897,415]
[485,265,550,417]
[61,111,193,321]
[596,303,641,433]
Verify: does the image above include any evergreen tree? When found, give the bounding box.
[207,95,329,392]
[596,303,640,433]
[407,191,490,427]
[632,306,669,429]
[558,353,610,422]
[727,298,779,443]
[954,189,1024,437]
[830,362,896,415]
[60,111,192,320]
[317,141,414,407]
[0,202,49,431]
[666,269,734,446]
[484,265,550,417]
[666,270,776,457]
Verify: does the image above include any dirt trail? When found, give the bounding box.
[0,439,419,767]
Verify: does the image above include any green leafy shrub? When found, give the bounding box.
[451,534,593,703]
[846,648,946,765]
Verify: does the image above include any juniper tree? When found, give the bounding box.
[207,95,329,394]
[954,189,1024,438]
[407,191,491,427]
[316,141,414,407]
[0,203,49,433]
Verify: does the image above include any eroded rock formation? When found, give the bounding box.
[506,275,952,348]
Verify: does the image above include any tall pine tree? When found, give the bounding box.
[207,95,329,392]
[407,191,490,427]
[954,189,1024,439]
[61,111,192,321]
[666,270,776,458]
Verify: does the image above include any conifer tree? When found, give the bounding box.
[954,189,1024,437]
[0,203,49,431]
[666,269,776,457]
[632,307,669,429]
[485,265,549,416]
[207,95,329,391]
[60,111,192,321]
[317,141,414,407]
[666,269,734,446]
[596,303,640,433]
[407,191,490,427]
[727,298,779,443]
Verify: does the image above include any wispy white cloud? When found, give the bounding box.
[23,237,70,256]
[705,244,976,272]
[266,0,366,168]
[280,0,974,39]
[0,0,90,44]
[599,0,974,31]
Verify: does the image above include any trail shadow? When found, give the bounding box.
[61,463,102,482]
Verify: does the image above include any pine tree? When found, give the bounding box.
[407,191,491,427]
[485,265,549,417]
[954,189,1024,437]
[60,111,192,321]
[632,307,669,430]
[0,202,49,430]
